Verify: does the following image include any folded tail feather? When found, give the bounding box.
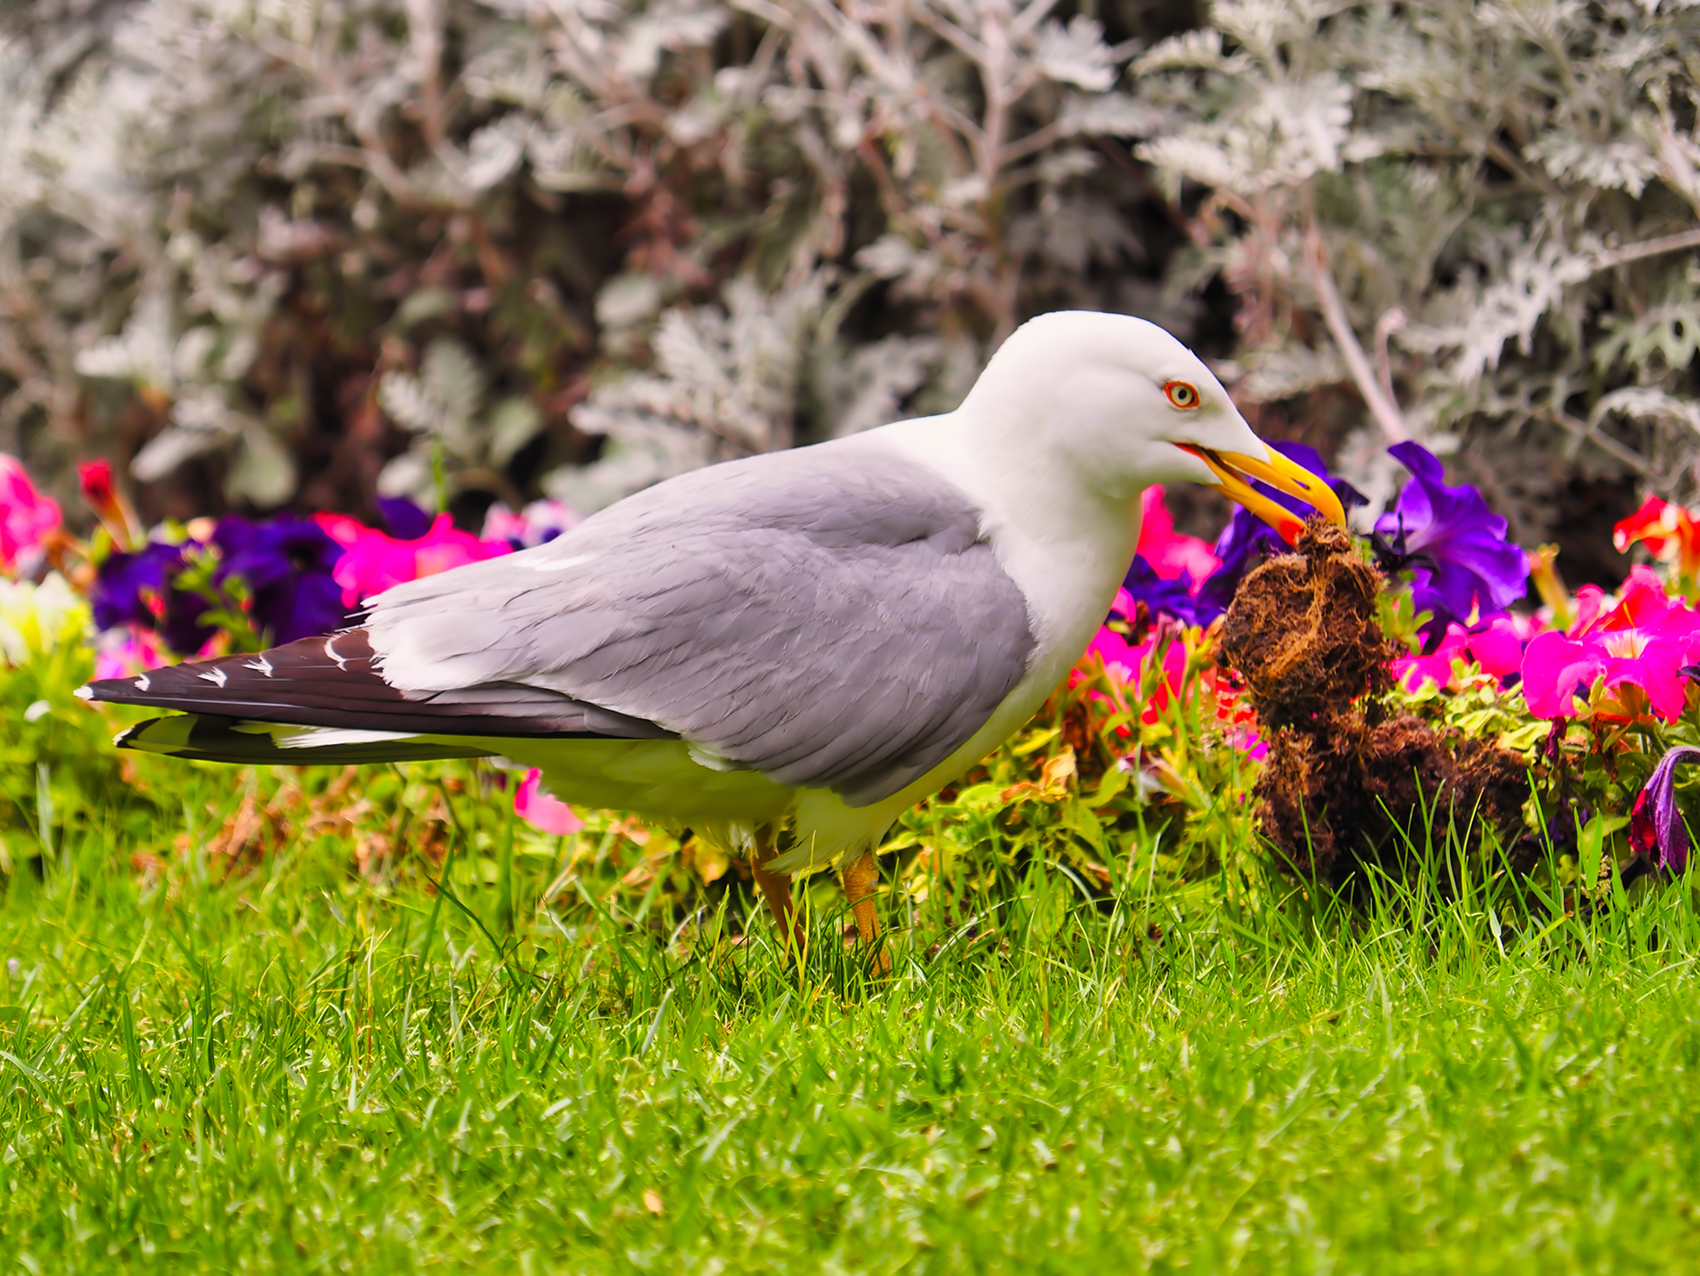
[116,714,497,765]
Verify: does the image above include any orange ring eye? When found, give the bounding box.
[1164,381,1200,410]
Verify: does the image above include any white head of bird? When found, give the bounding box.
[951,310,1343,540]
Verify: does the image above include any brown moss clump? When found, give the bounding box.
[1252,711,1530,884]
[1219,520,1528,887]
[1219,521,1396,729]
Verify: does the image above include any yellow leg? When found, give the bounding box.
[842,849,891,975]
[750,829,804,959]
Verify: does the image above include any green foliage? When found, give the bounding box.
[0,577,169,868]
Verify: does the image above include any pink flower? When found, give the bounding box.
[1083,589,1144,681]
[1,455,62,575]
[1471,614,1539,677]
[1574,565,1677,634]
[482,499,580,548]
[1392,614,1541,693]
[314,513,511,607]
[1137,487,1220,583]
[515,768,583,835]
[93,625,170,682]
[1392,626,1470,693]
[1078,590,1188,725]
[1521,567,1700,721]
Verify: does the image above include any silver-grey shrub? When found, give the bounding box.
[1,0,1695,545]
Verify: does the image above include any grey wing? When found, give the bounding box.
[364,443,1037,806]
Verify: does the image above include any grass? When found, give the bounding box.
[7,765,1700,1273]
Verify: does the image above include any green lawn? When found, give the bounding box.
[6,770,1700,1273]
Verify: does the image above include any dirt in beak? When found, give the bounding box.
[1217,521,1529,889]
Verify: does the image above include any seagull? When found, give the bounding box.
[81,311,1343,962]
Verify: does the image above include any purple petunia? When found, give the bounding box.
[1197,442,1366,613]
[1121,555,1221,629]
[213,515,351,645]
[91,541,216,656]
[376,495,432,540]
[1629,745,1700,875]
[1372,442,1528,638]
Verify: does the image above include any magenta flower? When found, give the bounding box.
[93,625,170,682]
[315,512,511,607]
[1373,443,1528,636]
[1630,745,1700,874]
[1520,567,1700,721]
[1079,589,1188,725]
[1137,487,1219,582]
[1118,487,1225,626]
[1392,614,1540,693]
[1,455,62,575]
[515,768,584,835]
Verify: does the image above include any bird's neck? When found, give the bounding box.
[872,412,1141,659]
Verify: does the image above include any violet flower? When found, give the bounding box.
[1629,745,1700,875]
[1121,555,1220,628]
[376,496,432,540]
[1372,442,1527,639]
[1197,442,1365,612]
[214,515,351,645]
[91,541,215,655]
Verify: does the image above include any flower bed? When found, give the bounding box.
[5,446,1700,911]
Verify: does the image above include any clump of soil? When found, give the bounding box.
[1219,522,1395,728]
[1219,521,1528,887]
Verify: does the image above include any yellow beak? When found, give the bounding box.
[1177,444,1347,545]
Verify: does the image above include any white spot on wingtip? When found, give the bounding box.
[198,667,229,688]
[74,685,93,701]
[244,654,274,677]
[135,673,150,692]
[325,635,350,669]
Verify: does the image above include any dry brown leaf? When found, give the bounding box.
[1040,747,1078,791]
[355,832,394,880]
[684,837,729,885]
[607,817,653,846]
[999,746,1078,805]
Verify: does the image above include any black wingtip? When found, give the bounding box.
[79,625,674,744]
[83,675,148,706]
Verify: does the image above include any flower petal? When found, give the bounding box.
[1520,631,1602,719]
[515,768,584,836]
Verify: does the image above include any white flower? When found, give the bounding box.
[0,573,87,667]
